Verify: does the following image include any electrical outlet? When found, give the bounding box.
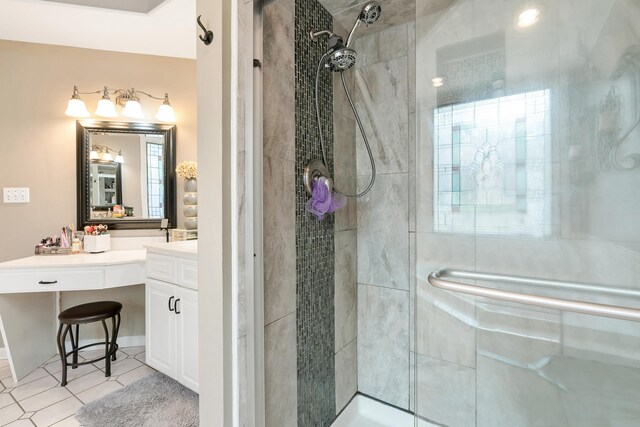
[3,188,30,203]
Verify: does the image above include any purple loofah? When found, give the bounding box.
[305,177,346,220]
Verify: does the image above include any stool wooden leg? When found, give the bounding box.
[101,319,111,377]
[56,324,70,387]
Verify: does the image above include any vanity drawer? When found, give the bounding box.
[178,260,198,290]
[0,268,104,293]
[147,254,178,284]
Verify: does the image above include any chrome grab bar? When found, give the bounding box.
[428,269,640,323]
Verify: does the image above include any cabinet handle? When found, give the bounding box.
[38,280,58,285]
[168,296,175,312]
[174,298,181,314]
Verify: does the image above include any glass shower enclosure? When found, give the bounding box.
[414,0,640,425]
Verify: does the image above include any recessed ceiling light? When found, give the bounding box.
[518,8,540,27]
[432,76,446,87]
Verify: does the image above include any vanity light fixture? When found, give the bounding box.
[65,85,176,123]
[91,145,124,164]
[64,86,91,117]
[114,150,125,164]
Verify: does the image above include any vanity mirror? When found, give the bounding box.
[77,121,176,229]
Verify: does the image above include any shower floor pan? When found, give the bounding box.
[331,395,437,427]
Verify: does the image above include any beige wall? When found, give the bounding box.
[0,40,197,262]
[0,40,197,344]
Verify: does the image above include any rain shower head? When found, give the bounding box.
[359,1,382,24]
[326,34,357,72]
[327,48,357,72]
[346,1,382,47]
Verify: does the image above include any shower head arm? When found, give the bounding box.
[310,29,336,42]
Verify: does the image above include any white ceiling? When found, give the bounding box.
[41,0,167,14]
[0,0,196,58]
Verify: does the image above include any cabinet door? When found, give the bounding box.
[145,278,177,377]
[176,287,199,392]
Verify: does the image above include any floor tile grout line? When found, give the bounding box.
[2,347,151,427]
[13,367,90,408]
[2,370,52,392]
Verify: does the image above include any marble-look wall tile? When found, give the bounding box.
[414,109,434,233]
[335,230,357,352]
[264,155,296,325]
[408,112,416,233]
[417,281,477,368]
[358,283,410,409]
[475,236,640,290]
[264,0,295,162]
[357,173,409,290]
[238,336,248,427]
[351,23,409,70]
[335,338,357,414]
[416,355,476,427]
[415,231,476,278]
[477,299,561,365]
[237,151,247,338]
[333,68,356,119]
[355,56,409,175]
[476,355,567,427]
[334,113,357,232]
[333,0,415,39]
[265,313,297,427]
[407,22,416,114]
[409,232,416,411]
[562,312,640,370]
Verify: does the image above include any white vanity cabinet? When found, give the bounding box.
[144,244,198,393]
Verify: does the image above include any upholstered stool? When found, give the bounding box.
[56,301,122,386]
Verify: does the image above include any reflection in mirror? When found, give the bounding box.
[77,121,176,230]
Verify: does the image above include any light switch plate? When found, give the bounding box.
[3,188,30,203]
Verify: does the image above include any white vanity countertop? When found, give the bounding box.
[0,249,147,269]
[144,240,197,259]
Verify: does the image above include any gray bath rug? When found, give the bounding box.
[75,372,199,426]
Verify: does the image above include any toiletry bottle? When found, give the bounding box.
[72,237,81,254]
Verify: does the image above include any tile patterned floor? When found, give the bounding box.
[0,347,156,427]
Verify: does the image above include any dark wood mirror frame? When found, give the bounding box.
[77,120,177,230]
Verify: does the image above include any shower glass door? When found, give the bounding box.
[414,1,640,425]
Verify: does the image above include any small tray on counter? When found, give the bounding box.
[35,246,73,256]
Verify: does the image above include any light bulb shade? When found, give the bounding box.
[95,98,118,118]
[90,150,99,160]
[122,99,144,119]
[156,103,176,122]
[114,153,125,164]
[101,151,113,162]
[65,98,90,117]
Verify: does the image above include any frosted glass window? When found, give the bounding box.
[433,89,552,236]
[146,140,164,218]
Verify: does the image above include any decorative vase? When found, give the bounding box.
[183,178,198,230]
[83,234,111,253]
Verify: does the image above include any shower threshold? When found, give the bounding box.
[331,394,437,427]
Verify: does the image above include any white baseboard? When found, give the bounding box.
[0,347,6,360]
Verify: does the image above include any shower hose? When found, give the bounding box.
[314,51,376,198]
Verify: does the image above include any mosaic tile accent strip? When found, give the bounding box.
[294,0,336,426]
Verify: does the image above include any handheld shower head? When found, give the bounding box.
[346,1,382,47]
[359,1,382,24]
